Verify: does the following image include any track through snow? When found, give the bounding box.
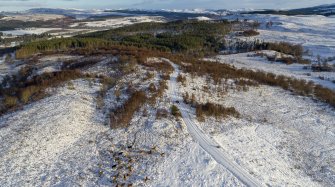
[165,59,263,187]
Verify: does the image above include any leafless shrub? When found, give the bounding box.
[148,83,157,93]
[156,108,169,119]
[4,96,18,108]
[170,105,181,118]
[0,69,87,115]
[110,91,147,129]
[97,77,115,109]
[195,102,240,121]
[20,86,40,104]
[177,58,335,108]
[160,73,170,80]
[143,72,155,81]
[177,74,186,85]
[242,29,259,37]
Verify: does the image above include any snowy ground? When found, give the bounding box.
[177,70,335,186]
[0,54,21,82]
[0,59,246,186]
[0,13,334,186]
[1,16,164,38]
[1,14,66,22]
[167,60,261,186]
[70,16,165,28]
[0,79,109,186]
[0,55,333,186]
[224,14,335,60]
[2,28,61,36]
[209,51,335,90]
[1,28,94,39]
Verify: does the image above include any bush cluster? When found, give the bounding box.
[0,69,86,115]
[177,58,335,108]
[177,74,186,85]
[196,102,240,121]
[242,30,260,37]
[110,91,147,128]
[170,105,181,117]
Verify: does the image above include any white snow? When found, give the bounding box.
[167,60,263,187]
[0,12,334,186]
[0,55,333,186]
[0,79,109,186]
[70,16,165,28]
[2,28,61,36]
[0,59,245,186]
[209,51,335,90]
[1,14,66,22]
[194,16,213,21]
[177,69,334,186]
[225,14,335,59]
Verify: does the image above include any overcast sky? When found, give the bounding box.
[0,0,333,11]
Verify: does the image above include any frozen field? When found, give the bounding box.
[70,16,165,28]
[225,14,335,60]
[178,70,335,186]
[209,51,335,90]
[0,80,109,186]
[0,10,334,186]
[0,60,244,186]
[0,54,334,186]
[1,14,66,22]
[2,28,61,36]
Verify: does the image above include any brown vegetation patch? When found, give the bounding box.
[110,91,147,129]
[242,29,260,37]
[196,102,240,121]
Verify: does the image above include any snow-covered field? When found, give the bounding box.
[193,16,212,21]
[0,53,334,186]
[0,59,244,186]
[2,28,61,36]
[70,16,165,28]
[0,11,335,187]
[0,16,164,37]
[225,14,335,60]
[168,60,262,186]
[1,14,66,21]
[0,79,109,186]
[177,69,335,186]
[209,51,335,90]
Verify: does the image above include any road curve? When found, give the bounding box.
[165,58,263,187]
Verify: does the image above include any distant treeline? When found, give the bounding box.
[15,20,310,61]
[0,17,74,31]
[246,5,335,17]
[16,38,113,58]
[79,20,232,55]
[0,20,49,31]
[15,20,234,58]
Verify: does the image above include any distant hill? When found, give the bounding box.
[109,9,218,20]
[24,8,229,21]
[26,8,130,19]
[246,4,335,16]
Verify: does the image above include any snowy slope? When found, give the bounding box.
[167,60,262,187]
[176,70,334,186]
[0,60,245,186]
[210,51,335,90]
[0,79,109,186]
[70,16,165,28]
[224,14,335,59]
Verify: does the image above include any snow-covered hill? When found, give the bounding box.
[0,6,335,186]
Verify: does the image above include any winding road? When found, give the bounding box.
[165,58,263,187]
